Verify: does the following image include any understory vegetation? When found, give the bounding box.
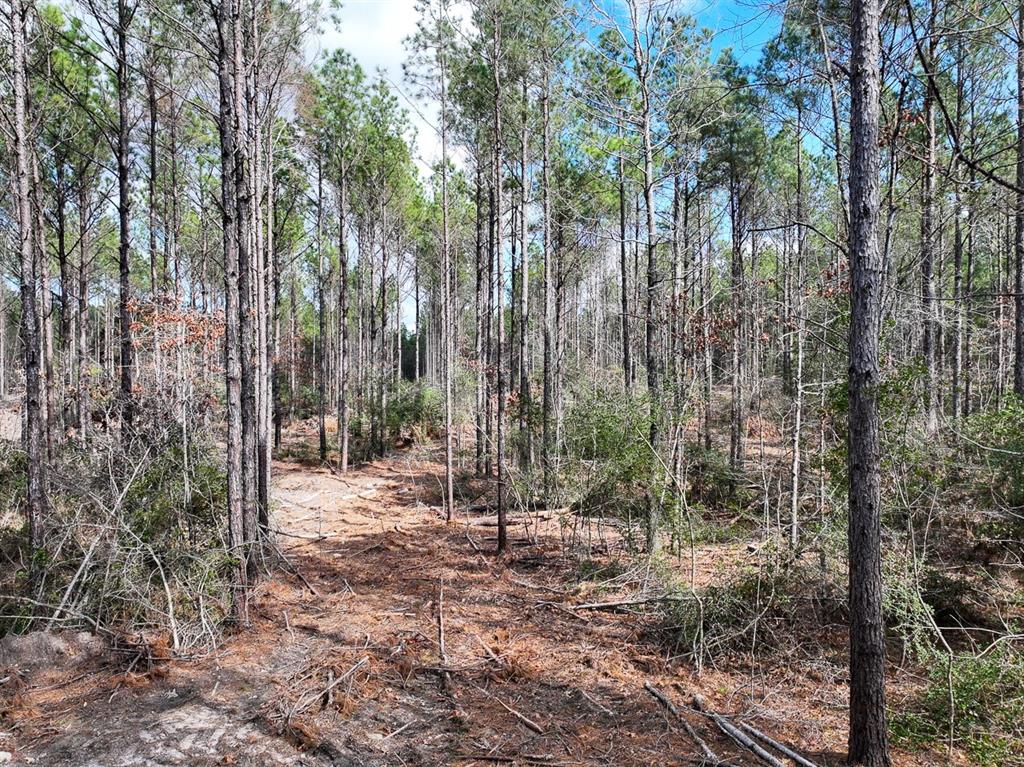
[5,0,1024,762]
[543,376,1024,764]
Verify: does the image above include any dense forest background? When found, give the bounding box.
[2,0,1024,764]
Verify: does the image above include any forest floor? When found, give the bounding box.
[1,425,938,767]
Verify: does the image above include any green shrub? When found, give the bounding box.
[387,382,443,441]
[962,397,1024,509]
[892,647,1024,766]
[562,386,659,516]
[0,420,234,649]
[657,558,844,664]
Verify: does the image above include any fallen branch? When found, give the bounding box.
[571,595,690,611]
[454,755,574,765]
[288,656,368,720]
[495,695,545,734]
[472,682,545,734]
[437,585,449,691]
[382,721,413,740]
[533,600,590,622]
[692,695,785,767]
[474,633,506,667]
[644,682,720,764]
[737,722,820,767]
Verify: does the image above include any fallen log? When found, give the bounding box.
[692,695,785,767]
[738,722,820,767]
[644,682,721,765]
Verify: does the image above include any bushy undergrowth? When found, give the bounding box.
[561,387,661,527]
[559,385,748,549]
[892,647,1024,766]
[0,417,234,651]
[656,553,845,665]
[387,383,443,442]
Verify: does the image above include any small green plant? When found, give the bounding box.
[387,382,443,441]
[657,558,844,664]
[891,647,1024,766]
[963,397,1024,509]
[561,386,663,526]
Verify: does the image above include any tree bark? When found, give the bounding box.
[847,0,891,761]
[215,0,248,624]
[1015,3,1024,398]
[116,0,135,430]
[11,0,48,548]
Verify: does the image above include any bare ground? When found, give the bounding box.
[1,431,938,767]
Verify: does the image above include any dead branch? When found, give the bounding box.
[644,682,721,765]
[692,695,785,767]
[737,722,820,767]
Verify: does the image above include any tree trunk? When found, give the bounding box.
[440,29,455,520]
[847,0,891,760]
[921,5,939,432]
[215,0,248,624]
[117,0,135,430]
[493,16,507,554]
[11,0,47,548]
[619,152,631,392]
[518,78,531,468]
[338,163,351,472]
[1016,4,1024,398]
[541,64,555,502]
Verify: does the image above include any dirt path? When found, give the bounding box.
[3,440,847,766]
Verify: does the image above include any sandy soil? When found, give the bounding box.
[0,430,939,766]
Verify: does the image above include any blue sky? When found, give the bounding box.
[316,0,782,171]
[692,0,781,64]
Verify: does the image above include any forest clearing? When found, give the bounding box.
[4,0,1024,764]
[0,421,880,766]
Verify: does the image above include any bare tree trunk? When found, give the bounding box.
[541,64,555,502]
[921,3,939,432]
[77,177,91,443]
[317,154,328,463]
[493,16,507,554]
[215,0,248,624]
[338,164,351,472]
[11,0,47,548]
[234,0,259,563]
[147,49,164,388]
[475,159,486,477]
[31,154,55,458]
[518,78,531,468]
[440,26,455,520]
[619,151,631,392]
[790,106,805,549]
[729,172,744,474]
[847,0,890,760]
[952,36,964,419]
[699,192,712,451]
[964,95,976,417]
[1016,3,1024,398]
[116,0,135,431]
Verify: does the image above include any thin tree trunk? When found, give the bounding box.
[1016,4,1024,398]
[790,106,805,549]
[921,5,939,432]
[541,64,555,501]
[338,163,351,472]
[215,0,247,624]
[11,0,47,548]
[440,25,455,520]
[518,77,531,468]
[493,16,507,554]
[116,0,135,430]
